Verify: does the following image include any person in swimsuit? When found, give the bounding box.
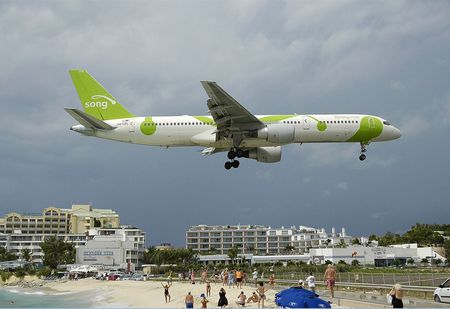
[235,269,243,288]
[389,284,404,308]
[235,291,247,307]
[161,282,172,303]
[185,292,194,308]
[206,279,211,296]
[323,264,336,302]
[200,293,209,308]
[247,292,259,304]
[218,287,228,308]
[257,282,267,308]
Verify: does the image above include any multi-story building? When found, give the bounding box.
[0,204,120,235]
[0,204,145,266]
[76,226,146,268]
[186,224,352,255]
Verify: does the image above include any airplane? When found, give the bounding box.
[65,70,401,170]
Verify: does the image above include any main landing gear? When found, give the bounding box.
[359,143,368,161]
[224,149,244,169]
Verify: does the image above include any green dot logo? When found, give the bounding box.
[140,117,156,135]
[317,121,327,132]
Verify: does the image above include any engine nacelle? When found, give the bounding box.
[257,123,295,144]
[246,146,281,163]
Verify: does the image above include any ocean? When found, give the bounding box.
[0,288,95,308]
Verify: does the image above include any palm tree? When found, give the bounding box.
[284,245,295,254]
[21,248,32,262]
[227,246,239,264]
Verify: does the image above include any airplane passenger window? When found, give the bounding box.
[383,121,391,125]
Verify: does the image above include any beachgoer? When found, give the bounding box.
[185,292,194,308]
[389,284,404,308]
[161,282,172,303]
[228,270,235,288]
[222,270,228,286]
[236,291,247,307]
[200,293,209,308]
[206,279,211,297]
[324,264,336,302]
[191,269,196,284]
[305,272,316,293]
[235,269,243,288]
[269,274,275,287]
[167,270,173,284]
[218,287,228,308]
[298,279,304,288]
[201,269,208,282]
[247,292,259,303]
[257,282,267,308]
[252,269,258,287]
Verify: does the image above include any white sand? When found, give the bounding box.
[44,279,279,308]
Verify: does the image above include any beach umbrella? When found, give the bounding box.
[275,287,331,308]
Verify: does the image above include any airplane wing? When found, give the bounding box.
[201,81,265,147]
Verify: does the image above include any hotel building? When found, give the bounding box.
[186,224,352,255]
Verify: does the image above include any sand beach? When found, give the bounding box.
[43,278,280,308]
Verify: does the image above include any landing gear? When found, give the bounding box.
[224,160,240,170]
[225,149,242,169]
[359,143,368,161]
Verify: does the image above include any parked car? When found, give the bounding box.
[107,274,121,281]
[434,278,450,303]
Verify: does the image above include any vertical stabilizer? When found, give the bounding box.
[69,70,135,120]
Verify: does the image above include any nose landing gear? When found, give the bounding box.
[359,143,368,161]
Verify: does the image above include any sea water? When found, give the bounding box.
[0,288,95,308]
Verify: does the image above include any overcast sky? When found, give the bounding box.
[1,1,449,247]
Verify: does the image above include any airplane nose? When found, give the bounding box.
[392,126,401,139]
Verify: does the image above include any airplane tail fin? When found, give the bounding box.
[69,70,135,120]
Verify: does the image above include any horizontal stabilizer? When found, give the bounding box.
[64,108,116,130]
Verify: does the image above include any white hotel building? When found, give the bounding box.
[186,224,352,255]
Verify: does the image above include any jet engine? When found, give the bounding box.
[257,124,295,143]
[244,146,281,163]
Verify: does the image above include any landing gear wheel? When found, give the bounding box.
[434,295,441,303]
[227,151,236,160]
[359,154,366,161]
[232,160,240,168]
[224,162,232,170]
[236,149,244,158]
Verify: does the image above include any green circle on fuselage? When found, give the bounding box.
[140,117,156,135]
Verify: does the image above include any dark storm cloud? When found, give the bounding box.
[0,1,449,246]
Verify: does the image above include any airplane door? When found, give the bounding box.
[129,120,135,132]
[302,116,310,130]
[368,117,375,129]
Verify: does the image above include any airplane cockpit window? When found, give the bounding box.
[383,121,391,126]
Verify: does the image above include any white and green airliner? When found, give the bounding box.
[66,70,401,169]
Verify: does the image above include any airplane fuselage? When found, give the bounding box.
[73,113,401,148]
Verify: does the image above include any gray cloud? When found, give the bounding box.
[1,1,450,246]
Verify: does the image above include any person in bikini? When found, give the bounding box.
[257,282,268,308]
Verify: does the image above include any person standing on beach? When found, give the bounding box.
[235,269,243,289]
[185,292,194,308]
[252,269,258,287]
[323,264,336,302]
[389,284,404,308]
[161,282,172,303]
[305,272,316,293]
[218,287,228,308]
[269,274,275,287]
[206,279,211,297]
[200,293,209,308]
[257,282,267,308]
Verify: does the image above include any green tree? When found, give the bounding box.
[351,238,361,245]
[406,258,415,266]
[420,258,429,266]
[444,240,450,260]
[351,259,360,266]
[21,248,31,262]
[284,245,295,254]
[0,247,16,261]
[434,258,443,266]
[227,246,239,264]
[40,236,75,270]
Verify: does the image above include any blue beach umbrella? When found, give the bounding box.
[275,287,331,308]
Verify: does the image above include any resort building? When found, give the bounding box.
[186,224,352,255]
[76,226,146,269]
[0,204,120,235]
